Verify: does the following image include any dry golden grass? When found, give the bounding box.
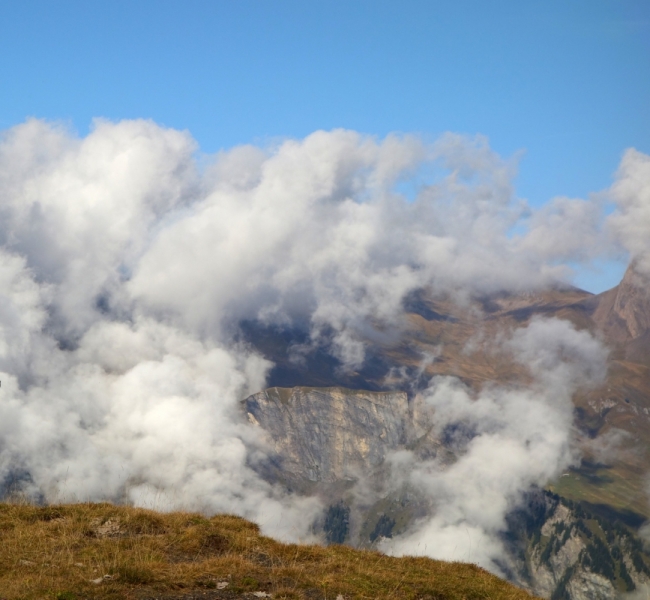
[0,502,537,600]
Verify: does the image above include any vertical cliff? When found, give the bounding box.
[593,263,650,344]
[244,386,438,488]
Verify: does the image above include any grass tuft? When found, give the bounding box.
[113,564,156,584]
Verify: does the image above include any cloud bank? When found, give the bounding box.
[0,119,645,551]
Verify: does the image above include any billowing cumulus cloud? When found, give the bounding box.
[0,118,645,552]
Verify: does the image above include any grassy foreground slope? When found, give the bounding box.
[0,503,536,600]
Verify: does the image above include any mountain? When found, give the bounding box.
[244,386,445,546]
[243,264,650,518]
[240,263,650,599]
[593,262,650,344]
[566,264,650,517]
[242,386,650,600]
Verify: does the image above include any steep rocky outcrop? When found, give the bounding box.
[244,386,441,493]
[507,491,650,600]
[593,263,650,344]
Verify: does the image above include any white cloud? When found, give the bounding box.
[522,195,610,264]
[0,118,643,552]
[382,318,607,573]
[608,148,650,277]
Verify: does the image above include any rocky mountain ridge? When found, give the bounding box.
[593,262,650,344]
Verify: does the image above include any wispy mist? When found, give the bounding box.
[381,317,608,572]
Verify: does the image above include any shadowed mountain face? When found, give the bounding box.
[242,285,596,394]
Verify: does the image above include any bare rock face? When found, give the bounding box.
[243,386,441,547]
[244,386,431,487]
[594,263,650,343]
[567,572,617,600]
[510,492,650,600]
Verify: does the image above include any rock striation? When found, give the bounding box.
[244,386,437,490]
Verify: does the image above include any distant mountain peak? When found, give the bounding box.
[594,261,650,342]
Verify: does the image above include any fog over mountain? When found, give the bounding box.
[380,318,607,567]
[0,119,648,573]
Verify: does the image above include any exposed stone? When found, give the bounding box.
[593,262,650,343]
[549,533,584,579]
[567,571,617,600]
[244,386,437,486]
[91,517,122,537]
[245,386,650,600]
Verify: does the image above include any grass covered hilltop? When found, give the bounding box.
[0,503,536,600]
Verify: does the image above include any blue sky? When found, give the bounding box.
[1,0,648,292]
